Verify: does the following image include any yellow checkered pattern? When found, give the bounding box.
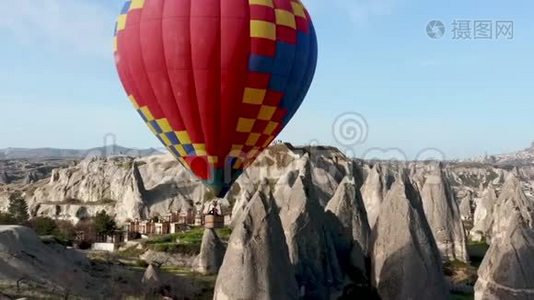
[113,0,146,52]
[291,1,307,19]
[229,0,308,169]
[128,95,216,168]
[236,82,279,169]
[232,89,281,167]
[249,0,304,35]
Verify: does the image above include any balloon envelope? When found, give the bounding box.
[114,0,318,196]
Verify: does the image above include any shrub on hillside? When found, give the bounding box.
[93,210,117,236]
[7,192,29,224]
[27,217,77,246]
[29,216,58,236]
[55,220,77,245]
[0,212,15,225]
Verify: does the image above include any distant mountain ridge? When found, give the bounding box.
[472,142,534,166]
[0,145,161,160]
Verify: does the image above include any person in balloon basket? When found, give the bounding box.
[207,200,221,216]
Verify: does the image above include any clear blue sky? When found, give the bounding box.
[0,0,533,160]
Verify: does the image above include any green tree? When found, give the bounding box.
[0,212,15,225]
[8,192,29,224]
[55,220,76,243]
[93,210,117,236]
[29,216,58,236]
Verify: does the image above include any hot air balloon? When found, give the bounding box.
[114,0,318,197]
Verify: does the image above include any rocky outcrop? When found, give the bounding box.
[490,174,532,243]
[420,165,469,262]
[470,187,497,242]
[192,229,226,275]
[228,144,350,216]
[473,143,534,166]
[274,171,349,298]
[141,264,161,285]
[325,176,370,256]
[371,176,449,300]
[274,168,363,298]
[219,162,370,299]
[28,155,207,223]
[360,164,394,228]
[475,175,534,299]
[214,186,298,300]
[0,226,93,296]
[22,171,38,185]
[0,171,10,185]
[139,250,195,268]
[306,147,351,207]
[459,191,473,221]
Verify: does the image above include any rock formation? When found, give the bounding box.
[0,171,10,185]
[459,191,473,221]
[475,174,534,299]
[22,171,38,185]
[217,163,371,300]
[306,147,351,207]
[214,186,298,300]
[470,187,497,242]
[28,155,207,222]
[489,174,532,241]
[371,176,448,300]
[4,144,534,299]
[360,164,393,228]
[139,250,195,268]
[141,264,161,285]
[273,169,354,298]
[0,226,93,296]
[325,176,370,256]
[192,229,226,275]
[420,165,469,262]
[229,144,350,216]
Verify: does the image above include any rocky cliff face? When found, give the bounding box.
[0,171,10,185]
[214,186,299,300]
[475,174,534,299]
[272,170,357,298]
[360,164,393,228]
[459,190,474,221]
[216,147,370,299]
[490,173,533,244]
[3,144,534,298]
[470,187,498,242]
[2,144,529,228]
[472,143,534,166]
[418,164,469,262]
[325,176,371,256]
[192,229,226,275]
[371,175,449,300]
[28,157,149,222]
[228,144,350,215]
[23,155,209,223]
[0,226,94,296]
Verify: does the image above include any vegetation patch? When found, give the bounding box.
[216,227,232,242]
[117,246,145,259]
[467,240,490,267]
[451,292,474,300]
[144,227,232,255]
[118,161,134,169]
[443,260,478,286]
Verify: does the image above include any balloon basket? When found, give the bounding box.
[204,215,224,229]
